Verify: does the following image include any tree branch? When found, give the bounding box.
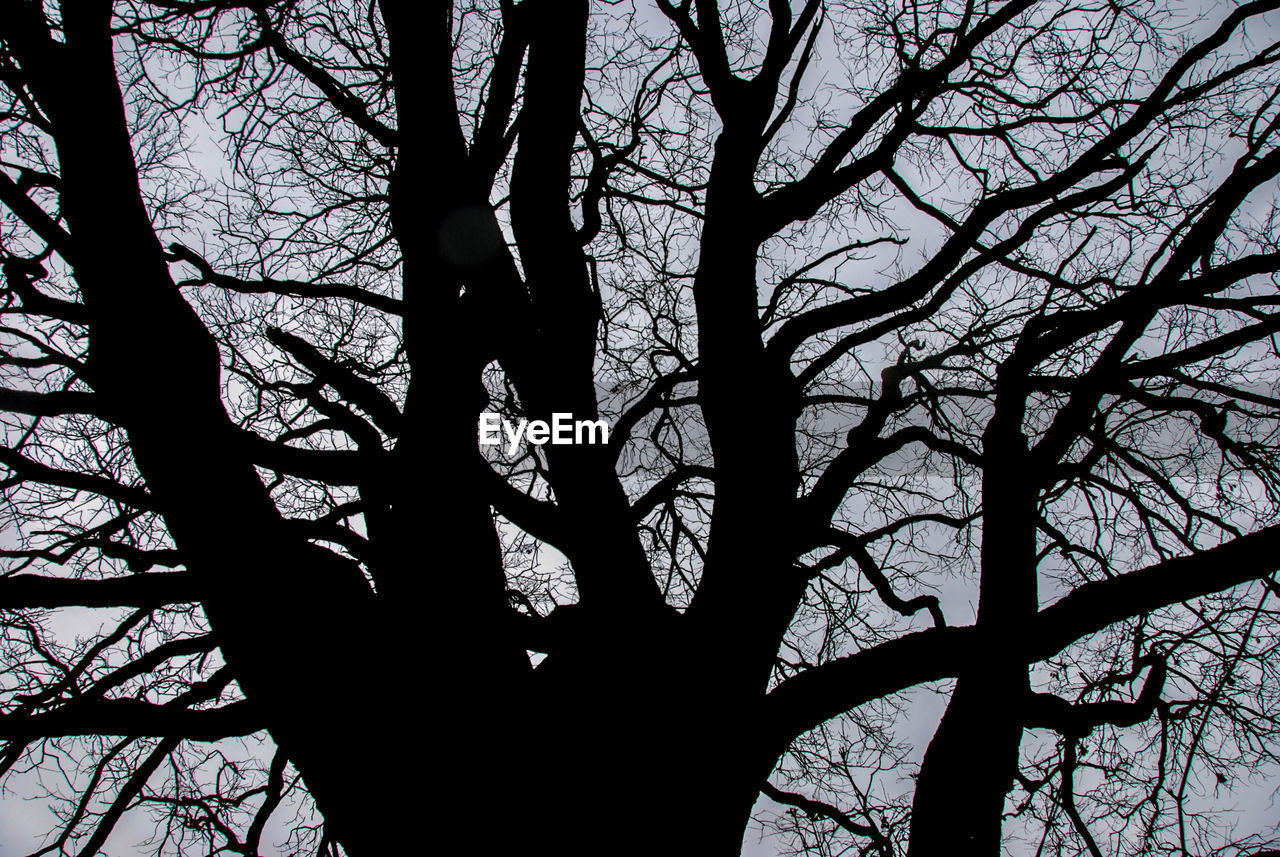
[1023,656,1167,736]
[767,524,1280,747]
[0,701,259,741]
[169,244,404,316]
[761,782,890,851]
[0,572,197,610]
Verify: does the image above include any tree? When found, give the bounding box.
[1,0,1279,854]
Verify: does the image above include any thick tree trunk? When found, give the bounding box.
[523,658,772,856]
[23,6,465,852]
[906,384,1036,857]
[906,671,1024,856]
[26,7,778,856]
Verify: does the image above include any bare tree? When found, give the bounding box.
[2,1,1280,854]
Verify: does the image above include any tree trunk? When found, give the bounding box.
[905,388,1037,857]
[520,628,773,856]
[907,671,1025,857]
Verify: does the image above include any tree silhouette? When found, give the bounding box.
[1,1,1280,855]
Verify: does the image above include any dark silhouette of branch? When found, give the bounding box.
[0,572,197,609]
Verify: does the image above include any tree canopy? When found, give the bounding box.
[2,1,1280,855]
